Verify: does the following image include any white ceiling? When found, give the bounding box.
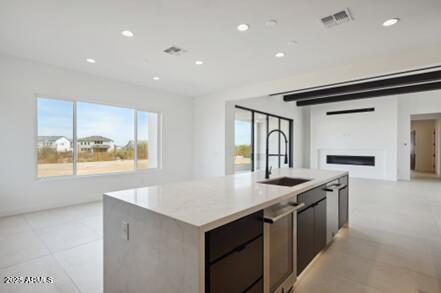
[412,113,441,121]
[1,0,441,97]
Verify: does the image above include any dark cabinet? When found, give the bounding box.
[208,212,263,262]
[209,237,263,293]
[313,199,327,255]
[297,206,314,275]
[297,183,328,276]
[339,185,349,228]
[206,211,263,293]
[246,279,263,293]
[297,198,327,275]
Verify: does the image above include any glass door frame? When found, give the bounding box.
[235,105,294,172]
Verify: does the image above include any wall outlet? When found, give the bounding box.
[122,222,129,241]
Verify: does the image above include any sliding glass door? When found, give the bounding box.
[234,108,253,173]
[234,106,293,173]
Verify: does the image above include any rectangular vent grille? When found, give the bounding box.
[321,8,353,28]
[327,108,375,116]
[163,46,187,56]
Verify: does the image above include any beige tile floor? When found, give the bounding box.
[0,177,440,293]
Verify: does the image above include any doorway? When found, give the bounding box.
[410,113,441,180]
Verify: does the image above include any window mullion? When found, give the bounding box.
[251,110,255,172]
[73,101,77,176]
[134,110,138,170]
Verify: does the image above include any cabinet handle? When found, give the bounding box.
[235,244,246,253]
[264,203,304,224]
[324,184,347,192]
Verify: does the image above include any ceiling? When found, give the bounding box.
[1,0,441,97]
[412,113,441,121]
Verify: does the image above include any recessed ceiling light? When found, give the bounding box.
[86,58,96,64]
[382,18,400,27]
[153,76,160,81]
[265,19,278,28]
[195,60,204,65]
[237,24,249,32]
[275,52,285,58]
[121,30,134,38]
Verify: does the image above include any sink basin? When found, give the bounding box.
[258,177,311,187]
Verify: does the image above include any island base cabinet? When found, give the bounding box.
[208,237,263,293]
[339,185,349,228]
[297,207,315,275]
[205,211,263,293]
[313,199,327,256]
[297,198,327,276]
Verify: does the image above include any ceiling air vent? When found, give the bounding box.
[163,46,187,56]
[321,8,353,28]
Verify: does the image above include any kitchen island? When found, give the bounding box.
[103,168,348,293]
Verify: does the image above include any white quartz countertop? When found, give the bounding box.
[104,168,348,232]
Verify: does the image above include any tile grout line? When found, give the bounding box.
[23,213,84,293]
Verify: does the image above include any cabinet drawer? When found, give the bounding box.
[339,176,348,186]
[207,211,263,262]
[209,236,263,293]
[297,185,326,211]
[246,279,263,293]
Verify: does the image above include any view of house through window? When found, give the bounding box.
[234,106,293,173]
[36,97,160,178]
[76,102,135,175]
[37,98,74,177]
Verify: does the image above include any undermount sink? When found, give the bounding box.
[258,176,311,187]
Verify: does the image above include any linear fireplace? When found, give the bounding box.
[326,155,375,166]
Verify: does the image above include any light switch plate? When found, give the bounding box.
[122,222,129,241]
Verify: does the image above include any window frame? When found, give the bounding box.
[234,105,293,173]
[35,95,162,180]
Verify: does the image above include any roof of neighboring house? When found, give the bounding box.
[38,136,68,143]
[78,136,113,142]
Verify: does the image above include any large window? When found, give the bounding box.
[76,102,135,175]
[234,106,293,173]
[36,97,160,178]
[37,98,74,177]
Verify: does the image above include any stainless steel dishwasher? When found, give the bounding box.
[263,200,305,293]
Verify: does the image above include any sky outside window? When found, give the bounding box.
[77,102,134,146]
[37,98,73,138]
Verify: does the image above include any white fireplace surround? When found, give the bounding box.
[318,149,387,180]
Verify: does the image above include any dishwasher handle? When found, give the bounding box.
[324,184,347,193]
[264,203,305,224]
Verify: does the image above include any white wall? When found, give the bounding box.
[193,45,441,179]
[0,54,194,217]
[225,96,305,175]
[309,97,398,181]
